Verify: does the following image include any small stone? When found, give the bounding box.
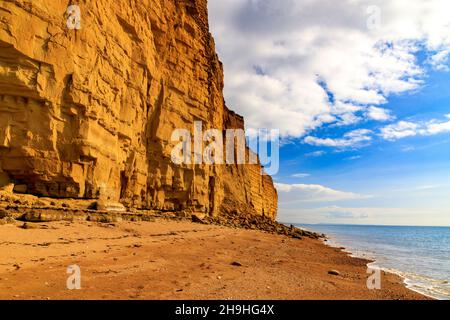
[13,184,27,194]
[20,223,36,229]
[231,261,242,267]
[191,214,205,224]
[0,217,15,225]
[95,200,126,212]
[328,270,340,276]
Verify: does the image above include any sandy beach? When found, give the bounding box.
[0,218,428,300]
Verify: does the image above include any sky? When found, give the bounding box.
[208,0,450,226]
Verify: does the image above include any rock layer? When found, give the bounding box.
[0,0,277,219]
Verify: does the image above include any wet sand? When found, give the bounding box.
[0,219,429,300]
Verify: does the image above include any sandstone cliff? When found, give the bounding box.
[0,0,277,219]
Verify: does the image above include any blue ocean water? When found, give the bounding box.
[299,224,450,300]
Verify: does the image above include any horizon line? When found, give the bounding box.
[280,222,450,228]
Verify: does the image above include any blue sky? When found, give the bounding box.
[209,0,450,226]
[274,66,450,226]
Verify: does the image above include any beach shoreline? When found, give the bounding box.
[299,225,447,300]
[321,236,440,300]
[0,218,429,300]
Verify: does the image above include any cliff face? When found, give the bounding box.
[0,0,277,219]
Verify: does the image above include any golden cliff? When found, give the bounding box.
[0,0,277,220]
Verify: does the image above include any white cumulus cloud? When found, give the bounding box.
[275,183,370,203]
[380,117,450,140]
[379,121,420,140]
[291,173,311,178]
[366,106,395,121]
[304,129,373,148]
[209,0,450,137]
[429,50,450,71]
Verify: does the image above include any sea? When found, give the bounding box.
[298,224,450,300]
